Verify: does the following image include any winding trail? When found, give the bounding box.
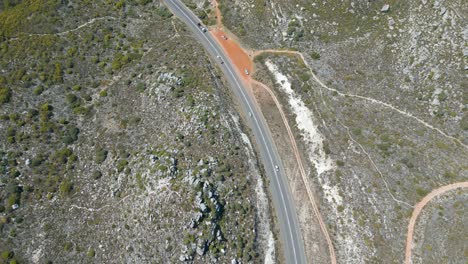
[7,16,117,41]
[404,182,468,264]
[254,50,466,148]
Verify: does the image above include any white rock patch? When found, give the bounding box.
[265,60,334,176]
[265,230,276,264]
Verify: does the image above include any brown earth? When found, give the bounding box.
[210,29,253,83]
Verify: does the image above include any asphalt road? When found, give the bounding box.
[163,1,307,263]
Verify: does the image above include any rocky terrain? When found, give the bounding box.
[1,0,467,263]
[410,189,466,264]
[0,1,275,263]
[217,0,467,263]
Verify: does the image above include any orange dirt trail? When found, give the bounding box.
[405,182,468,264]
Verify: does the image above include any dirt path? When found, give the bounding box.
[254,49,466,148]
[252,80,337,264]
[7,16,117,42]
[211,0,223,28]
[405,182,468,264]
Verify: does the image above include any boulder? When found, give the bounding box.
[196,240,207,256]
[381,4,390,12]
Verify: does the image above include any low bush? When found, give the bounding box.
[0,86,11,104]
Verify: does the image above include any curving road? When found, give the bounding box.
[163,0,307,263]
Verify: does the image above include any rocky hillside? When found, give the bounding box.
[218,0,467,263]
[0,1,275,263]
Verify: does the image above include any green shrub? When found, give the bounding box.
[416,187,428,197]
[155,7,173,18]
[7,194,17,207]
[92,170,102,180]
[1,250,12,260]
[138,0,151,5]
[111,52,130,71]
[31,154,45,167]
[136,82,146,92]
[95,148,108,164]
[114,0,124,9]
[66,93,80,106]
[33,85,44,95]
[67,47,77,57]
[59,179,72,195]
[87,248,95,257]
[39,103,53,121]
[63,125,80,144]
[336,160,345,167]
[72,106,91,115]
[337,205,345,212]
[117,159,129,172]
[443,171,456,178]
[310,51,321,60]
[54,148,73,164]
[0,86,11,104]
[64,242,73,251]
[53,62,63,83]
[99,90,108,97]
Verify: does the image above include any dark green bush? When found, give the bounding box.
[93,170,102,180]
[63,125,79,144]
[117,159,128,172]
[310,51,321,60]
[0,86,11,104]
[95,148,108,164]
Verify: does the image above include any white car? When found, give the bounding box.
[201,27,207,33]
[244,69,249,75]
[275,165,279,171]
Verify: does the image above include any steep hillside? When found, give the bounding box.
[217,0,467,262]
[0,1,275,263]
